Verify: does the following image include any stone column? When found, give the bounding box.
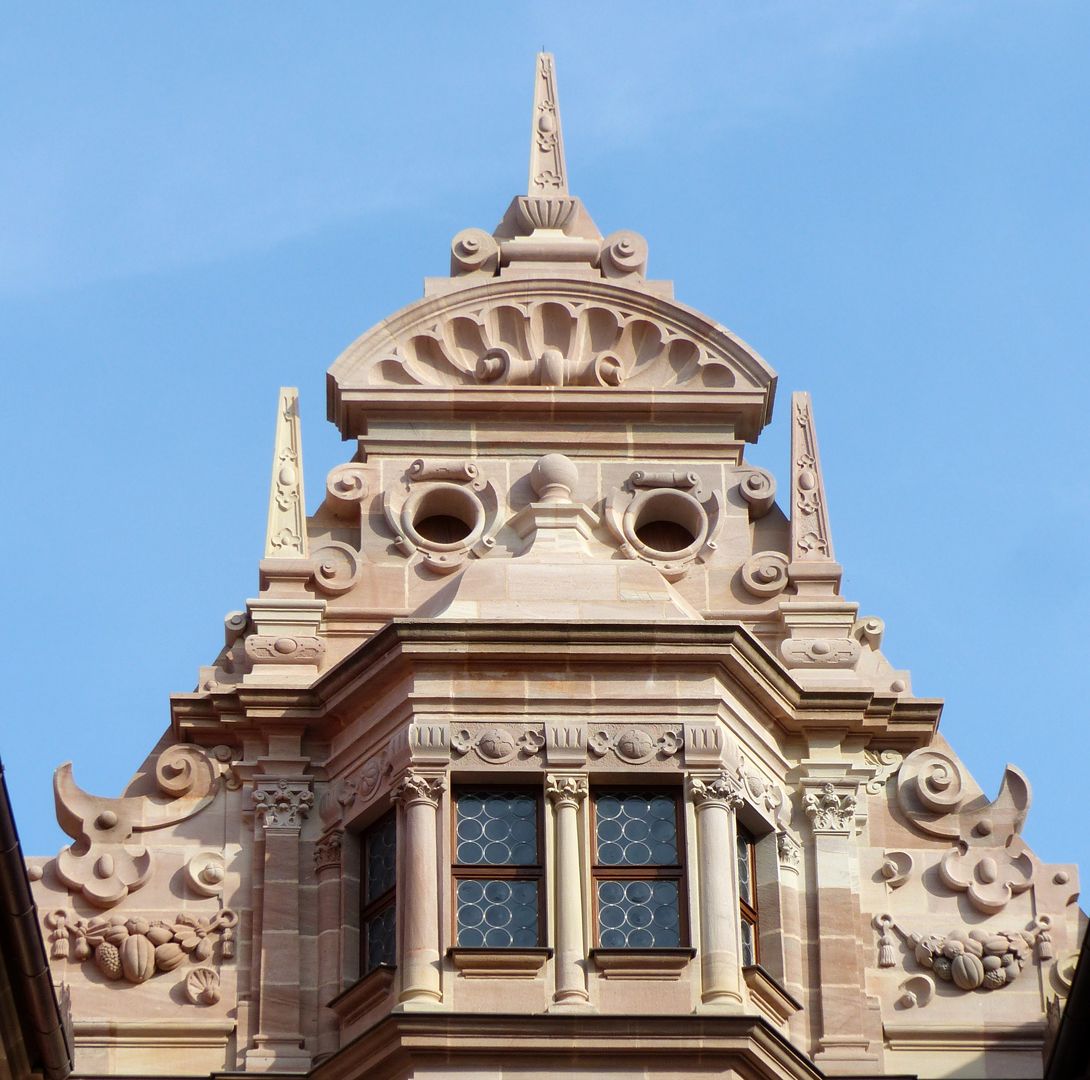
[689,771,745,1010]
[776,832,806,1043]
[546,774,591,1010]
[802,778,879,1074]
[392,771,446,1008]
[314,830,343,1062]
[248,778,314,1072]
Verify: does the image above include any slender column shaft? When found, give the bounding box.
[776,834,806,1044]
[546,775,589,1008]
[689,772,745,1009]
[314,832,343,1060]
[393,772,445,1007]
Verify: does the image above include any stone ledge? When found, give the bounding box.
[328,964,397,1025]
[743,963,803,1029]
[448,947,552,978]
[590,948,695,979]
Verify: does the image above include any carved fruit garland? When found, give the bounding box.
[45,908,237,1000]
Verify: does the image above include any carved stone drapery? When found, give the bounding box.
[546,775,591,1009]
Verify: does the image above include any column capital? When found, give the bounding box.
[252,778,313,829]
[313,829,343,873]
[802,780,858,835]
[688,770,744,811]
[546,774,588,808]
[392,770,446,808]
[777,832,802,874]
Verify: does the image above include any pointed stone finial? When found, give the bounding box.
[263,387,308,558]
[528,52,568,195]
[789,391,835,565]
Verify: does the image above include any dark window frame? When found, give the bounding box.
[737,825,759,966]
[360,809,397,976]
[590,785,689,949]
[451,786,546,948]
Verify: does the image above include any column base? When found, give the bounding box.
[694,991,746,1015]
[393,996,444,1012]
[813,1037,880,1075]
[548,998,596,1014]
[244,1036,312,1073]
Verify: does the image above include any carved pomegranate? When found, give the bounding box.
[121,934,156,984]
[94,941,122,980]
[951,951,985,990]
[154,942,186,972]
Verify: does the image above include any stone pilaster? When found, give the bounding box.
[313,830,343,1062]
[776,832,806,1044]
[689,771,745,1010]
[392,771,445,1009]
[546,774,592,1010]
[247,779,314,1072]
[800,777,879,1075]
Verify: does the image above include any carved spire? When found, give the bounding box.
[528,52,568,196]
[263,387,307,558]
[789,391,835,564]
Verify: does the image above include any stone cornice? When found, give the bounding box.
[171,620,941,750]
[310,1011,823,1080]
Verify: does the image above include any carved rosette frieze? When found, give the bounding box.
[451,726,544,764]
[313,831,343,873]
[588,726,682,765]
[802,782,858,834]
[545,774,588,810]
[252,779,314,829]
[45,909,238,990]
[392,771,446,809]
[244,634,325,665]
[688,771,744,811]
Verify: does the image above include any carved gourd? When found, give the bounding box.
[951,951,985,990]
[121,934,157,984]
[155,942,186,972]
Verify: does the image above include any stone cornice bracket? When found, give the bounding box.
[392,771,446,809]
[688,771,744,811]
[545,774,588,810]
[263,387,307,559]
[786,391,843,595]
[252,779,313,830]
[52,743,226,908]
[802,780,859,835]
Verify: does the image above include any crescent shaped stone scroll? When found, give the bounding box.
[52,744,228,908]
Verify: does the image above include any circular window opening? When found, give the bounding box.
[629,490,706,557]
[403,483,485,552]
[635,520,695,553]
[415,514,472,545]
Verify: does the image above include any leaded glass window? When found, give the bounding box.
[361,810,396,974]
[737,827,758,966]
[592,790,685,949]
[454,790,543,948]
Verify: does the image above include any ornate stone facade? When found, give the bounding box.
[17,54,1081,1080]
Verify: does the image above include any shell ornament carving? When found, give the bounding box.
[358,298,745,391]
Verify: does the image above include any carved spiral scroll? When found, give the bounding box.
[155,745,219,801]
[312,542,361,596]
[896,747,967,838]
[738,468,776,518]
[740,551,790,597]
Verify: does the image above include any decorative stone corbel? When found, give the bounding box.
[52,744,227,908]
[252,779,313,829]
[802,781,858,834]
[545,721,587,766]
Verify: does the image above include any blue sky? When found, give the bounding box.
[2,4,1088,878]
